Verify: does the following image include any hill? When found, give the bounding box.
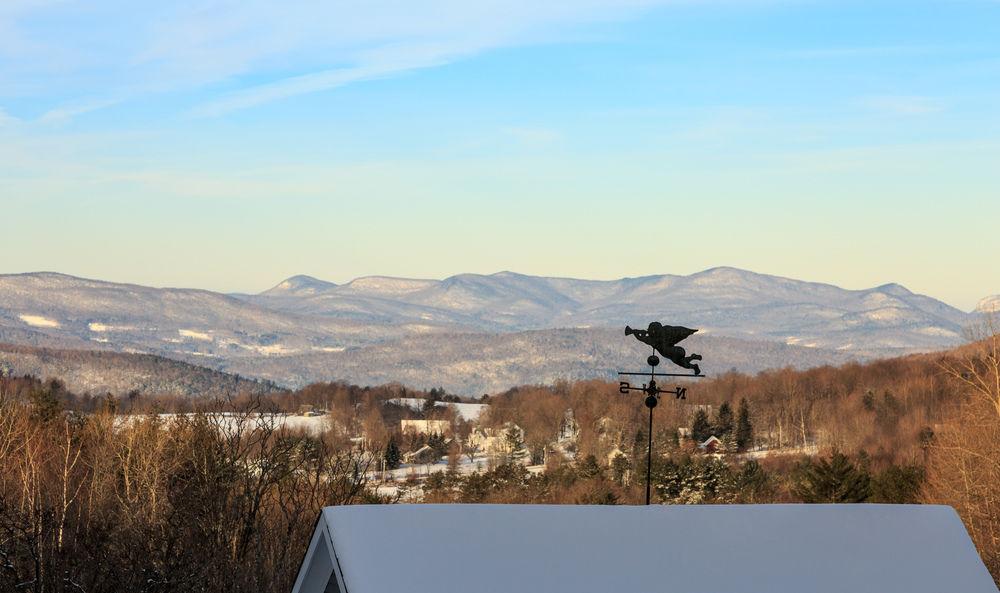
[217,329,866,395]
[0,342,283,397]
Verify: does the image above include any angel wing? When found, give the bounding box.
[656,325,698,347]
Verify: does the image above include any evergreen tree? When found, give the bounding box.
[30,382,63,422]
[384,438,402,470]
[735,398,754,452]
[610,453,631,486]
[735,460,773,503]
[792,451,871,503]
[714,402,734,438]
[691,409,712,443]
[428,433,449,458]
[871,464,924,503]
[503,425,526,461]
[577,454,602,479]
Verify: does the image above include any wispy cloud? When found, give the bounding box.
[190,39,486,118]
[0,107,20,126]
[860,95,944,116]
[779,45,944,60]
[2,0,675,120]
[38,96,124,124]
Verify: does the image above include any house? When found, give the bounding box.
[698,435,725,453]
[400,419,450,435]
[402,444,438,465]
[292,504,997,593]
[297,404,324,416]
[466,422,529,460]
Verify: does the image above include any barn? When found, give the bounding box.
[291,504,998,593]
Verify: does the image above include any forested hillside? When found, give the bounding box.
[0,343,283,398]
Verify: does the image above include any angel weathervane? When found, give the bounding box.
[618,322,706,505]
[625,322,702,375]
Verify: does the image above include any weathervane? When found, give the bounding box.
[618,322,705,505]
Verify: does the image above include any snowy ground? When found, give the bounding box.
[370,454,543,500]
[739,443,820,459]
[116,412,330,435]
[388,397,487,421]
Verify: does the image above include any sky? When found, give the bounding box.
[0,0,998,310]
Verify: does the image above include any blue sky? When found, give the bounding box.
[1,0,998,309]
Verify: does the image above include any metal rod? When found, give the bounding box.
[646,402,653,505]
[618,371,705,377]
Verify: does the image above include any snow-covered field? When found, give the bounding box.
[389,398,487,421]
[116,412,330,435]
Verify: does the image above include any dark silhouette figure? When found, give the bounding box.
[625,322,702,374]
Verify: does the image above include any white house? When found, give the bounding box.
[400,419,450,435]
[466,424,526,459]
[291,504,997,593]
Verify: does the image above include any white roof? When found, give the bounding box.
[293,504,997,593]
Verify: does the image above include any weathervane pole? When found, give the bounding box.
[645,391,654,505]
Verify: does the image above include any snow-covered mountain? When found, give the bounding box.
[245,267,972,351]
[0,268,984,394]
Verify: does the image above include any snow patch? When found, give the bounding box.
[249,343,296,355]
[89,322,134,332]
[19,314,59,328]
[346,276,437,294]
[863,307,908,322]
[917,326,960,338]
[178,329,212,341]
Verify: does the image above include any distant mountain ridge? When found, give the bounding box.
[244,267,974,351]
[0,268,990,394]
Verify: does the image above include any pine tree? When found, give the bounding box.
[610,453,631,486]
[577,454,602,479]
[792,451,871,503]
[714,402,734,438]
[384,438,402,470]
[735,398,754,452]
[691,409,712,443]
[735,460,773,502]
[504,425,526,461]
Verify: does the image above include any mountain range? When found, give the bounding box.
[0,267,991,395]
